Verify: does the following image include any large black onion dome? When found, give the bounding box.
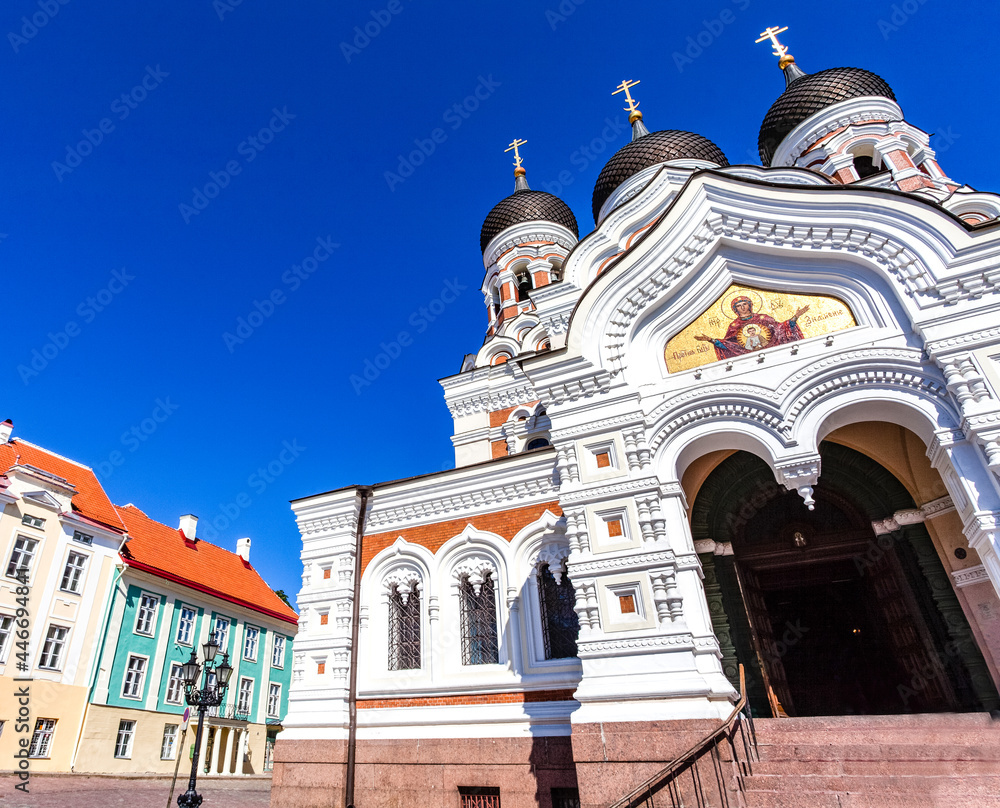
[480,188,579,253]
[758,67,896,165]
[592,130,729,222]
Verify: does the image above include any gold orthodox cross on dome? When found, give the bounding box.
[755,25,790,59]
[505,138,527,169]
[612,79,642,115]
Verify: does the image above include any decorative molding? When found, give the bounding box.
[550,411,645,441]
[559,476,661,504]
[452,556,497,594]
[445,382,538,419]
[951,564,990,589]
[569,550,676,576]
[382,566,423,602]
[576,632,695,655]
[920,495,956,519]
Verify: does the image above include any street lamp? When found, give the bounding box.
[176,640,234,808]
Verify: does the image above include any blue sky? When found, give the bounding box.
[4,0,998,606]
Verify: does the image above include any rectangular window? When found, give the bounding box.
[271,635,285,668]
[135,593,158,635]
[161,724,178,760]
[165,663,185,704]
[237,678,253,713]
[459,787,501,808]
[72,530,93,545]
[267,683,281,717]
[243,626,259,661]
[29,719,55,758]
[551,788,580,808]
[7,535,39,578]
[213,617,230,651]
[0,615,13,663]
[176,606,196,646]
[115,719,136,759]
[388,585,421,671]
[122,655,147,699]
[459,573,499,666]
[21,514,44,529]
[38,625,68,670]
[60,551,88,593]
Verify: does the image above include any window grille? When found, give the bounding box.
[29,719,55,758]
[388,585,421,670]
[538,564,580,660]
[459,786,501,808]
[459,573,499,665]
[551,788,580,808]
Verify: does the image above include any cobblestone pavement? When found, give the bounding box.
[2,775,271,808]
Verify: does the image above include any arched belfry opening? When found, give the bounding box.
[692,441,998,718]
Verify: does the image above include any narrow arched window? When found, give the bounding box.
[459,572,499,665]
[515,269,533,299]
[538,563,579,660]
[388,584,421,670]
[852,154,883,179]
[526,438,550,450]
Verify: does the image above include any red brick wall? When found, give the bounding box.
[361,501,563,574]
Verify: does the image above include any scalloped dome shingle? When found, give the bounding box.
[480,189,579,253]
[758,67,896,166]
[592,130,729,223]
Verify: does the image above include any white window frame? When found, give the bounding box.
[0,614,13,664]
[6,535,39,579]
[38,624,69,670]
[114,719,136,759]
[72,530,93,545]
[267,683,281,718]
[165,662,185,704]
[60,550,88,593]
[21,513,45,529]
[243,626,259,661]
[237,677,253,713]
[213,617,230,651]
[121,654,149,700]
[271,634,285,668]
[176,605,196,646]
[134,592,159,636]
[30,719,56,757]
[161,724,178,760]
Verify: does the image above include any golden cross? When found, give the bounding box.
[755,25,790,59]
[505,138,527,169]
[612,79,642,115]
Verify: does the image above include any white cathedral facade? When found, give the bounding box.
[272,45,1000,808]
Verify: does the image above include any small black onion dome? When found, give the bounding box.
[592,130,729,222]
[758,67,896,165]
[480,188,579,253]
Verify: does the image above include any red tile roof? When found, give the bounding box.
[0,439,125,533]
[116,504,298,626]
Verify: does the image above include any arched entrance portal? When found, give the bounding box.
[693,441,998,717]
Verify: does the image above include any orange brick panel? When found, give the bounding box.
[361,500,563,574]
[491,440,509,459]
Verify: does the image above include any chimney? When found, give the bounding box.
[179,514,199,540]
[0,419,12,443]
[237,537,251,563]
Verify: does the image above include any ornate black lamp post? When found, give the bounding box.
[177,639,233,808]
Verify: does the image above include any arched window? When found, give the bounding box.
[538,563,579,660]
[491,285,502,318]
[388,584,421,670]
[852,154,883,179]
[515,268,533,299]
[526,438,550,450]
[459,572,499,665]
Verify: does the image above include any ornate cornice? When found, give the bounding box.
[569,549,675,576]
[577,632,695,655]
[951,564,990,588]
[559,476,661,504]
[549,411,645,441]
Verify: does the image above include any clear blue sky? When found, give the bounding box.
[4,0,997,606]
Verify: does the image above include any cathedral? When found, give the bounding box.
[272,31,1000,808]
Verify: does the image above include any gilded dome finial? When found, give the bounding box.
[756,25,806,84]
[505,137,530,190]
[613,79,649,140]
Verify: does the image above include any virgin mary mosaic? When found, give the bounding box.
[664,285,856,373]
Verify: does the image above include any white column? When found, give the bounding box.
[209,726,223,775]
[197,721,211,772]
[222,726,236,775]
[237,729,249,775]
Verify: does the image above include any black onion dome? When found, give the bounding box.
[758,67,896,165]
[592,130,729,222]
[480,189,579,253]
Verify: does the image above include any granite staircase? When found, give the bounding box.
[740,713,1000,808]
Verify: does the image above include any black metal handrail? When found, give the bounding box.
[207,702,253,722]
[607,665,758,808]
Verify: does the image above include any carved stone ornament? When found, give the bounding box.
[452,556,498,595]
[382,566,423,604]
